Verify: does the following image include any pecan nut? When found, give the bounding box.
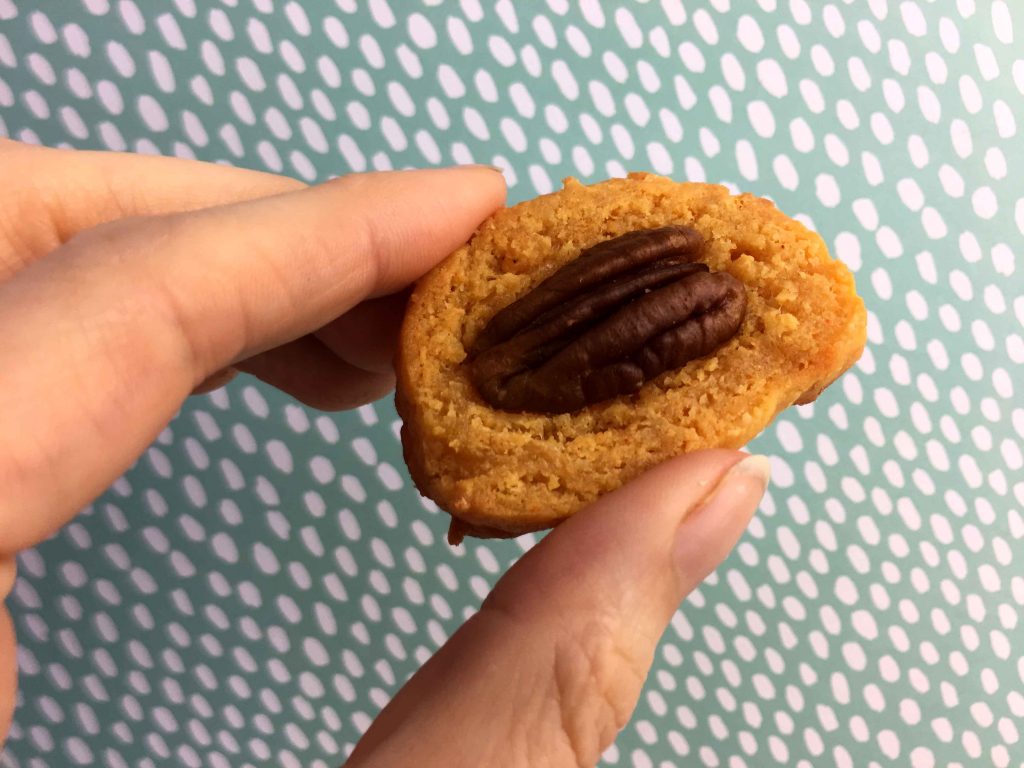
[467,226,747,414]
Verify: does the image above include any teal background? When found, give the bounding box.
[2,2,1023,766]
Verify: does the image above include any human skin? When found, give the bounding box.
[0,140,767,767]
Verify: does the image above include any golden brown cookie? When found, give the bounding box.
[395,173,866,543]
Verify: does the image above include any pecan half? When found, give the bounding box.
[467,226,747,414]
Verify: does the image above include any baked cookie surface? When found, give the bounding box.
[396,174,866,542]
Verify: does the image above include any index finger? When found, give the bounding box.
[0,165,506,553]
[0,139,305,279]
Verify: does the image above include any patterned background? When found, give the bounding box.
[1,1,1022,766]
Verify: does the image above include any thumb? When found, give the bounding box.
[347,449,769,768]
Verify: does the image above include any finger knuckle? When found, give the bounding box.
[62,212,152,255]
[549,619,648,766]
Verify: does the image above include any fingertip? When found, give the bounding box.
[467,163,508,203]
[549,449,749,550]
[235,336,396,412]
[487,449,751,614]
[672,453,768,590]
[406,164,508,220]
[309,165,506,299]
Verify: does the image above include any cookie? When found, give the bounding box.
[395,173,867,543]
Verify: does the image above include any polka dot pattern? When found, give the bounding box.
[1,2,1022,766]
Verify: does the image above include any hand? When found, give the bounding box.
[0,140,767,766]
[347,451,767,767]
[0,139,504,739]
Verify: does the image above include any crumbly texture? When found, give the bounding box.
[395,174,867,541]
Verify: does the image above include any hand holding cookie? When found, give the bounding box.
[0,143,770,766]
